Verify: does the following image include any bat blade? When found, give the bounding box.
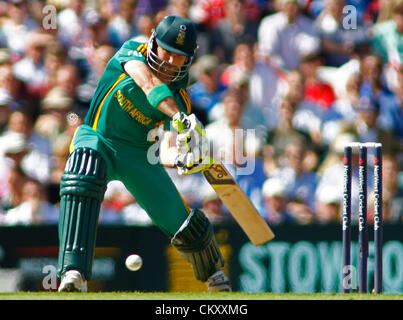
[202,162,275,246]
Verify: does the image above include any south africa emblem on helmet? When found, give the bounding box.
[176,24,187,46]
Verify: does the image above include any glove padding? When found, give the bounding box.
[172,112,210,175]
[174,153,212,175]
[176,130,209,162]
[172,112,207,152]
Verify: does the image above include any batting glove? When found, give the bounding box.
[172,112,206,149]
[172,112,210,166]
[174,153,213,175]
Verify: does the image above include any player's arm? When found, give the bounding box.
[124,59,209,174]
[123,60,180,117]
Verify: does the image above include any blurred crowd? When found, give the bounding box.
[0,0,401,227]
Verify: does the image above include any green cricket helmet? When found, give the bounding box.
[147,16,198,83]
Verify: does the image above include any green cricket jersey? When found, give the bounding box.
[83,40,192,150]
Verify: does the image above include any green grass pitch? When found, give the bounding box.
[0,292,402,300]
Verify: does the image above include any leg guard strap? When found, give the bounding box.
[171,209,225,282]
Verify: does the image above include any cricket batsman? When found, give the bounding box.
[57,16,231,292]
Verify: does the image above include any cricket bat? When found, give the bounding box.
[172,117,275,246]
[202,162,275,246]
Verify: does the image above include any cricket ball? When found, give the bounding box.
[125,254,143,271]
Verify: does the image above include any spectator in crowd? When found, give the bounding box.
[315,131,363,220]
[43,40,69,92]
[300,53,336,110]
[0,0,38,58]
[63,7,111,81]
[359,57,403,139]
[0,88,12,134]
[1,178,58,225]
[315,0,369,67]
[318,131,356,173]
[220,41,255,88]
[387,69,403,138]
[314,185,341,224]
[356,53,403,139]
[322,72,362,144]
[371,0,403,71]
[34,86,74,146]
[0,54,28,105]
[219,40,280,128]
[188,54,226,124]
[54,64,81,101]
[0,164,26,213]
[381,154,403,222]
[6,108,52,184]
[317,41,371,99]
[257,0,320,71]
[264,94,314,175]
[211,66,267,145]
[320,49,403,146]
[269,139,318,223]
[98,0,115,22]
[351,90,403,157]
[374,0,398,24]
[0,131,29,211]
[12,31,54,99]
[210,0,259,64]
[131,13,155,43]
[262,177,294,224]
[359,53,387,96]
[372,0,403,94]
[206,87,260,168]
[84,8,112,48]
[57,0,86,48]
[108,0,138,49]
[76,45,114,109]
[190,0,226,30]
[167,0,192,19]
[281,70,325,157]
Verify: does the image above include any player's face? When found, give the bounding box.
[156,46,187,68]
[147,36,191,83]
[151,46,188,83]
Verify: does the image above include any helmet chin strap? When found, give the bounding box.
[146,32,193,83]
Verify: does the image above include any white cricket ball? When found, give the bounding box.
[125,254,143,271]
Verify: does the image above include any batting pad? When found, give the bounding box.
[171,209,225,282]
[57,148,107,280]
